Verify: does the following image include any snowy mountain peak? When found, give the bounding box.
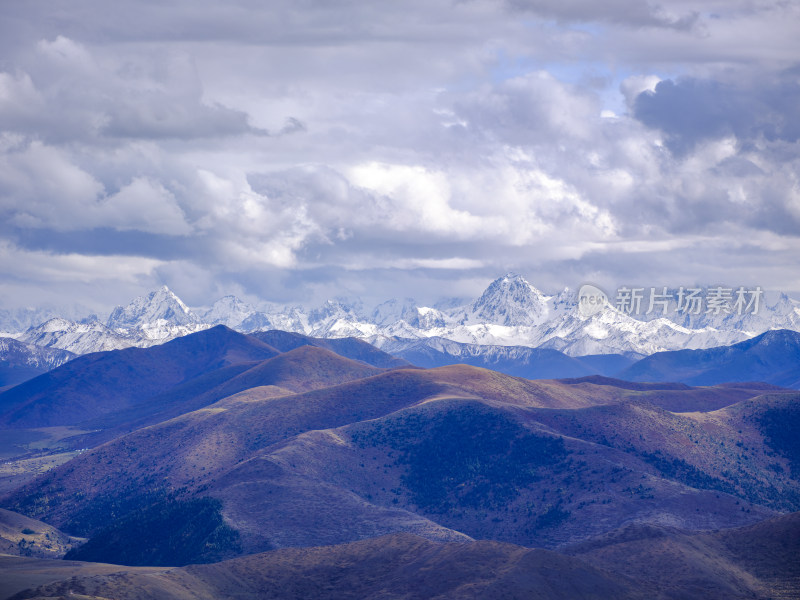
[466,273,549,326]
[35,317,76,333]
[308,298,364,325]
[371,298,420,327]
[203,295,255,329]
[107,286,200,331]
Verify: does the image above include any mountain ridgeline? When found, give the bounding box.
[5,274,800,363]
[0,326,405,429]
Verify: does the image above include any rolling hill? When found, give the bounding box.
[63,345,388,447]
[0,326,280,428]
[566,511,800,600]
[3,362,794,560]
[3,533,640,600]
[0,327,400,434]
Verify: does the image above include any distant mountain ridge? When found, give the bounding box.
[2,274,800,362]
[250,330,409,369]
[376,336,634,379]
[18,318,134,354]
[620,329,800,388]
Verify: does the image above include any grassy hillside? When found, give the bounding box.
[0,508,83,559]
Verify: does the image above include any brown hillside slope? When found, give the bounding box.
[0,508,83,559]
[1,368,452,529]
[0,555,167,600]
[529,394,800,511]
[78,344,385,435]
[220,395,774,551]
[8,514,800,600]
[7,533,641,600]
[208,344,383,395]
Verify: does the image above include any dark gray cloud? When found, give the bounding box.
[7,228,197,262]
[634,69,800,155]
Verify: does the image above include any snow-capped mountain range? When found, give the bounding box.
[19,318,133,355]
[3,275,800,360]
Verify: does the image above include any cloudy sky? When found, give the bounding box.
[1,0,799,312]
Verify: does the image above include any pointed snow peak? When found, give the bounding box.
[492,273,544,295]
[154,285,189,310]
[501,272,536,284]
[770,291,796,310]
[107,286,199,330]
[468,274,549,326]
[30,317,77,333]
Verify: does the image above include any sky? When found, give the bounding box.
[0,0,799,312]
